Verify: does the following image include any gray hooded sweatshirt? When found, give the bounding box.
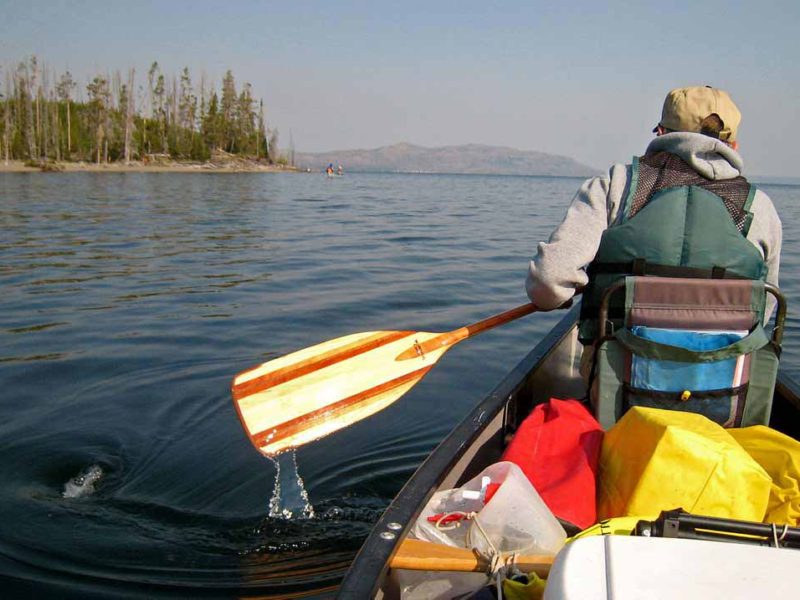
[525,132,782,313]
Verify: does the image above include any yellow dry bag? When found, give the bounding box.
[598,407,771,521]
[729,425,800,526]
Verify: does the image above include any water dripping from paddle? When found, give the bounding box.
[268,450,314,520]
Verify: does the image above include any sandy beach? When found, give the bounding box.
[0,159,299,174]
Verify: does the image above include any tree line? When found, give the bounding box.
[0,57,282,165]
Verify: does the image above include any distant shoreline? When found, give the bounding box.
[3,160,791,182]
[0,160,299,174]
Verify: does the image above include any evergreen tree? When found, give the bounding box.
[220,70,237,152]
[86,75,110,163]
[237,83,255,154]
[202,92,220,152]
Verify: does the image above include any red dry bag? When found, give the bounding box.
[501,398,603,529]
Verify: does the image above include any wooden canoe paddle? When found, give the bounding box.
[232,301,563,456]
[389,538,553,577]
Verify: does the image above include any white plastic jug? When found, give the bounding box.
[400,462,567,599]
[412,461,567,555]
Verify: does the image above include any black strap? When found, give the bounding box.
[584,335,616,402]
[587,261,746,280]
[622,382,749,401]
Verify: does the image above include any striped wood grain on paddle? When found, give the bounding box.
[232,330,450,456]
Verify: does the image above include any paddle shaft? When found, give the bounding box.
[395,302,538,361]
[390,539,553,577]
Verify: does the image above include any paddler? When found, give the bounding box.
[524,86,782,377]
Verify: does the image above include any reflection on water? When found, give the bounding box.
[0,171,798,597]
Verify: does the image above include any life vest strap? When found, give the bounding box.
[587,261,741,280]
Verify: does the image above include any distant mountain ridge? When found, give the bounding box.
[294,142,597,177]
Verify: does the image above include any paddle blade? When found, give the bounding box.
[232,330,451,456]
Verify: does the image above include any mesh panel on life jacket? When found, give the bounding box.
[629,152,751,231]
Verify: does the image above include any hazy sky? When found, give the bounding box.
[2,0,798,176]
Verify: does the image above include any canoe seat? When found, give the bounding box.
[589,277,785,430]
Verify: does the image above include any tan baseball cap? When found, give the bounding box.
[654,86,741,142]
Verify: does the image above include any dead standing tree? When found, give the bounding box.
[30,57,41,158]
[123,68,135,164]
[56,71,76,158]
[146,62,158,155]
[147,63,167,155]
[1,69,9,165]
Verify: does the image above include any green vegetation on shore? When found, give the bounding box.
[0,57,282,167]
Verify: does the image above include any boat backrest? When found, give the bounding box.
[590,276,785,430]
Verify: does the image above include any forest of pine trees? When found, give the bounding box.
[0,58,281,165]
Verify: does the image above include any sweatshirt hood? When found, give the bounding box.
[645,132,744,180]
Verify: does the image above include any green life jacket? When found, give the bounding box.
[578,151,767,343]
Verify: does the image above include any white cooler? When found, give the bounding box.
[544,535,799,599]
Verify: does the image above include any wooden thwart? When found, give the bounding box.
[232,303,542,456]
[390,539,553,578]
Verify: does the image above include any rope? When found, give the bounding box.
[779,524,790,542]
[465,512,519,600]
[432,511,472,531]
[772,523,790,548]
[432,509,524,599]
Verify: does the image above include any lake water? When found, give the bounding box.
[1,171,799,598]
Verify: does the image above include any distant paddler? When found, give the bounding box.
[326,163,334,177]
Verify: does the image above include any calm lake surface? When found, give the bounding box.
[1,171,799,598]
